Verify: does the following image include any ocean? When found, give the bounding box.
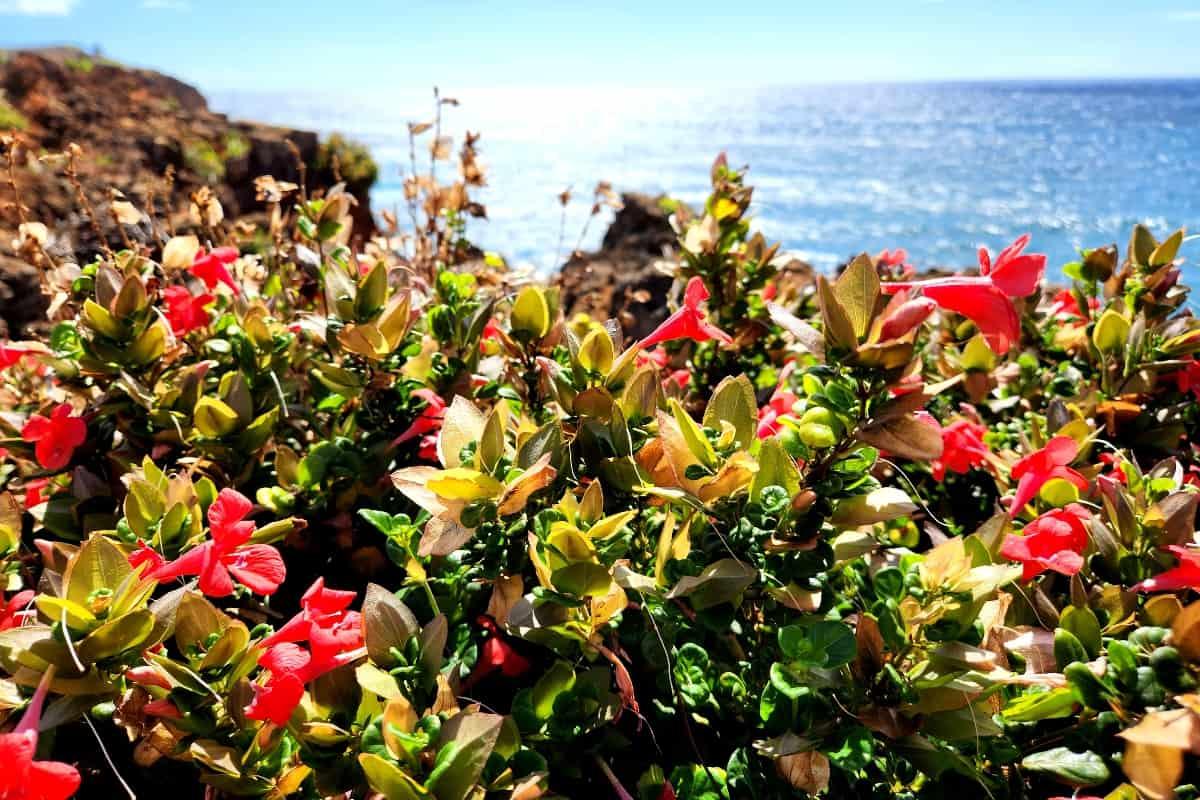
[210,82,1200,278]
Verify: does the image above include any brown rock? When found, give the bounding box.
[0,47,375,264]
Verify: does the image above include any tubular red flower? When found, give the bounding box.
[190,246,240,295]
[883,234,1045,353]
[162,285,214,336]
[878,297,937,341]
[0,670,81,800]
[152,489,285,597]
[1132,546,1200,593]
[1008,436,1088,518]
[978,233,1047,298]
[1000,504,1091,581]
[930,419,990,480]
[639,277,733,349]
[21,405,86,472]
[393,389,446,452]
[0,590,33,632]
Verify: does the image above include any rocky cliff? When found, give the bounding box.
[0,47,375,336]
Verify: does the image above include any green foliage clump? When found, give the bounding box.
[318,132,379,188]
[4,113,1200,800]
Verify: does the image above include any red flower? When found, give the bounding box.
[930,419,990,480]
[394,389,446,462]
[1048,288,1097,322]
[21,405,86,472]
[1000,504,1091,581]
[245,670,306,726]
[639,277,733,349]
[247,580,364,726]
[190,246,240,295]
[757,386,799,439]
[876,248,914,279]
[1132,546,1200,593]
[152,489,286,597]
[0,590,33,631]
[883,234,1046,353]
[0,342,38,371]
[259,578,361,654]
[1008,435,1087,518]
[462,615,531,691]
[0,670,81,800]
[128,542,165,574]
[1170,358,1200,399]
[22,478,50,509]
[879,297,936,341]
[162,285,213,336]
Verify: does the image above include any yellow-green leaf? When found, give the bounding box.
[833,253,881,339]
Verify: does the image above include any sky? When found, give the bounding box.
[2,0,1200,91]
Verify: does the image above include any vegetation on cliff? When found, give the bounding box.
[1,67,1200,800]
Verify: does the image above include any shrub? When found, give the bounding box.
[0,99,28,131]
[1,131,1200,800]
[317,132,379,188]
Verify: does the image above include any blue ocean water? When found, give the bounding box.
[211,82,1200,276]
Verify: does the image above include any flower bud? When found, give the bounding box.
[879,297,937,340]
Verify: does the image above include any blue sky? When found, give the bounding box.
[2,0,1200,91]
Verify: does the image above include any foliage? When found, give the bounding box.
[3,118,1200,800]
[317,133,379,189]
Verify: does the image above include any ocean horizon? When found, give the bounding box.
[211,80,1200,279]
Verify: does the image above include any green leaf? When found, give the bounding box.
[1092,309,1130,355]
[1149,228,1184,267]
[667,559,757,611]
[363,583,419,668]
[703,375,757,450]
[65,534,132,610]
[817,276,857,351]
[778,620,856,669]
[531,660,576,720]
[358,753,429,799]
[427,713,504,800]
[193,396,241,438]
[669,398,717,469]
[1021,747,1109,787]
[77,609,154,662]
[511,286,550,339]
[1000,688,1077,722]
[833,253,880,339]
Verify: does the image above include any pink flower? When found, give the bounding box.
[1133,546,1200,593]
[930,419,990,480]
[1000,504,1091,581]
[152,489,285,597]
[639,277,733,349]
[162,285,213,336]
[0,670,81,800]
[1008,435,1088,518]
[883,234,1046,353]
[21,405,86,472]
[190,246,240,295]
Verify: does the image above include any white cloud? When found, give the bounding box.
[141,0,190,7]
[0,0,78,14]
[1167,10,1200,20]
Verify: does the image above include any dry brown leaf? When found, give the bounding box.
[776,750,830,794]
